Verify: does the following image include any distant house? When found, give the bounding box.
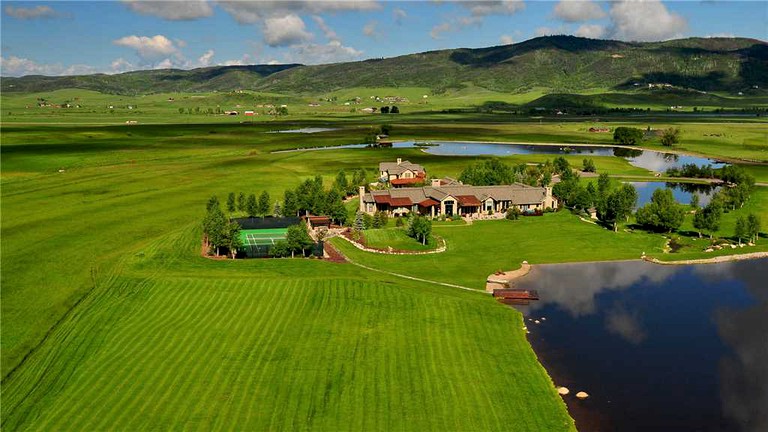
[359,183,557,218]
[244,110,255,116]
[379,158,426,187]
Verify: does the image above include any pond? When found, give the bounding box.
[277,140,726,173]
[266,127,339,134]
[629,182,721,207]
[512,259,768,432]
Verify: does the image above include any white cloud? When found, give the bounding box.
[608,0,687,42]
[575,24,606,39]
[458,0,525,17]
[706,33,736,38]
[121,0,213,20]
[155,58,174,69]
[263,14,313,47]
[393,7,407,25]
[0,56,98,77]
[430,16,482,39]
[110,58,136,73]
[363,21,379,38]
[113,35,181,61]
[431,1,523,40]
[500,34,515,45]
[553,0,605,23]
[218,1,381,24]
[220,54,253,66]
[285,40,363,65]
[312,16,339,42]
[4,5,60,20]
[197,49,215,67]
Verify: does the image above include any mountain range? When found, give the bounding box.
[2,36,766,96]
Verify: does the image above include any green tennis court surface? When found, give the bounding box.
[239,228,288,246]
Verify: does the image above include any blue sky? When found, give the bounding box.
[1,1,766,76]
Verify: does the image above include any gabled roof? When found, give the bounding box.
[379,160,426,176]
[455,195,482,206]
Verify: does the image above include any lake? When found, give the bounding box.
[512,259,768,432]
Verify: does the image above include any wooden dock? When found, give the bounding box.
[492,289,539,301]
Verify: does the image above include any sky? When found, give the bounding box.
[1,0,766,77]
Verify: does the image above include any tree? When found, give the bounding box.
[613,127,644,146]
[273,201,283,218]
[325,189,348,225]
[223,220,243,259]
[333,170,349,195]
[734,216,748,245]
[246,193,258,217]
[257,191,271,217]
[380,106,390,114]
[635,188,685,232]
[661,128,680,147]
[459,158,515,186]
[390,106,399,114]
[372,211,388,228]
[553,156,570,175]
[599,184,637,232]
[237,192,246,212]
[352,169,367,189]
[206,195,220,212]
[582,158,596,173]
[690,193,700,209]
[747,213,761,243]
[202,198,227,256]
[692,202,722,239]
[178,107,184,114]
[354,210,366,231]
[226,192,236,213]
[285,224,314,258]
[283,190,297,217]
[407,215,432,245]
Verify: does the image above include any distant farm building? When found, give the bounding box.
[244,110,255,116]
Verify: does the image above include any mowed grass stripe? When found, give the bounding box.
[7,277,573,431]
[63,278,218,430]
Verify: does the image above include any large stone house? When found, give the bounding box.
[359,182,557,218]
[379,158,426,187]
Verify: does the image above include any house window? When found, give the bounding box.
[444,200,454,216]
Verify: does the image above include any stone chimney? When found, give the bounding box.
[359,185,366,213]
[396,158,402,165]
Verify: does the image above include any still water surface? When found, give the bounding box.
[630,182,720,207]
[513,259,768,432]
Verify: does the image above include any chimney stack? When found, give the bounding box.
[396,158,402,165]
[359,186,366,213]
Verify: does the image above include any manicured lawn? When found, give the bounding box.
[1,234,573,431]
[362,227,437,251]
[333,211,667,290]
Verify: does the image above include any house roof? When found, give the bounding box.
[379,160,426,176]
[389,197,413,207]
[364,183,548,207]
[418,198,440,208]
[455,195,482,206]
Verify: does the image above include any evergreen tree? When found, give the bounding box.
[226,192,236,213]
[246,193,258,217]
[257,191,271,217]
[237,192,246,212]
[582,158,596,173]
[283,190,297,217]
[273,201,283,218]
[354,210,366,231]
[334,170,349,195]
[690,193,700,209]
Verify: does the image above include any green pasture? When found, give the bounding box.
[1,91,766,430]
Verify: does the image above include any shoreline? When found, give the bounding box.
[643,251,768,265]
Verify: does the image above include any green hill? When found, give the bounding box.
[2,36,766,95]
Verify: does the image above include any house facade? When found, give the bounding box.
[359,183,557,218]
[379,159,427,187]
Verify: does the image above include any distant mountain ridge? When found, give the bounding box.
[3,36,766,95]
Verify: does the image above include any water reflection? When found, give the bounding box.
[629,182,721,207]
[513,259,767,432]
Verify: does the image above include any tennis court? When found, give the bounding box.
[240,228,288,246]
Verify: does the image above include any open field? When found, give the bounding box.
[361,227,437,251]
[1,93,765,430]
[1,228,573,431]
